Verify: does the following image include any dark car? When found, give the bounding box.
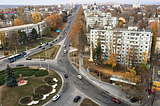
[49,44,52,46]
[73,96,81,102]
[42,47,45,50]
[16,64,24,67]
[130,97,138,103]
[64,74,68,78]
[46,43,48,45]
[26,57,32,60]
[55,39,57,41]
[52,41,54,43]
[21,52,26,56]
[38,46,42,48]
[111,98,121,104]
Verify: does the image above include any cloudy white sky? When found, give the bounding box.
[0,0,160,5]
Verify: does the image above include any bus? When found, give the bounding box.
[8,54,22,62]
[110,75,136,85]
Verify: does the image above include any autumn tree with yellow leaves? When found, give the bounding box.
[14,19,25,26]
[119,67,140,98]
[32,13,41,24]
[46,14,62,31]
[0,31,6,49]
[105,31,122,71]
[69,8,86,53]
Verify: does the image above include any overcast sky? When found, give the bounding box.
[0,0,160,5]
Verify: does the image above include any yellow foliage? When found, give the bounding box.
[142,51,148,64]
[32,13,41,24]
[14,19,25,26]
[123,67,140,83]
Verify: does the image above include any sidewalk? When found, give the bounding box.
[75,51,152,106]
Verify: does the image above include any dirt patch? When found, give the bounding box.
[83,56,123,76]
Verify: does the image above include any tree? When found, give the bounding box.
[148,20,159,98]
[91,42,95,61]
[119,21,123,28]
[121,67,140,98]
[0,13,5,20]
[145,8,148,17]
[4,65,17,87]
[94,35,102,64]
[45,27,52,37]
[30,28,38,41]
[69,8,86,54]
[106,31,122,71]
[18,30,28,44]
[14,19,25,26]
[32,13,41,24]
[155,12,158,17]
[2,31,6,49]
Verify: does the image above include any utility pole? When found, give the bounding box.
[39,55,41,67]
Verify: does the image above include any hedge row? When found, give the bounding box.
[0,68,49,86]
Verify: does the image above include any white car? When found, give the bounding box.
[52,94,60,101]
[77,75,82,80]
[63,45,66,48]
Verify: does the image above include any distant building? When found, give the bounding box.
[1,11,17,19]
[133,3,140,8]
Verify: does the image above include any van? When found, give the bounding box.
[64,50,67,54]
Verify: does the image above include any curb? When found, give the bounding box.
[42,70,64,106]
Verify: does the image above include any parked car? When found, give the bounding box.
[148,89,155,94]
[59,36,61,39]
[26,57,32,60]
[111,98,121,104]
[16,64,24,67]
[130,97,138,103]
[77,75,82,80]
[52,94,60,101]
[52,41,54,43]
[55,39,57,41]
[40,58,45,61]
[46,43,48,45]
[73,96,81,102]
[64,74,68,78]
[62,54,65,57]
[42,47,45,50]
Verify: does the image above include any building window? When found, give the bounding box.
[140,53,142,55]
[136,34,139,36]
[146,42,148,44]
[139,60,141,62]
[146,46,147,48]
[127,37,129,39]
[142,34,144,36]
[147,34,149,36]
[136,42,138,44]
[135,38,137,40]
[140,49,142,51]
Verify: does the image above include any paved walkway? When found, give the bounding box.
[68,50,160,106]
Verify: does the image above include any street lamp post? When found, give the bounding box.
[39,55,41,67]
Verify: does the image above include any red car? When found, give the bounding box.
[148,89,155,94]
[59,36,61,39]
[111,98,121,104]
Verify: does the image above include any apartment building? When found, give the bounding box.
[84,3,118,30]
[90,26,153,65]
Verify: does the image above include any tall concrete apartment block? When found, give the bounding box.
[90,26,153,65]
[84,3,118,31]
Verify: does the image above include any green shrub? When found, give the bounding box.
[14,70,36,78]
[0,74,6,86]
[12,66,29,70]
[34,70,49,77]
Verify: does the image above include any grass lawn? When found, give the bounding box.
[80,98,99,106]
[1,69,62,106]
[29,45,60,59]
